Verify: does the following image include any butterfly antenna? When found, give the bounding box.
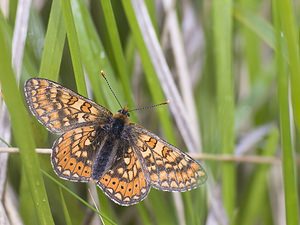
[100,70,123,109]
[128,100,169,112]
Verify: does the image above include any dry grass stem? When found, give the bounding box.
[0,147,282,164]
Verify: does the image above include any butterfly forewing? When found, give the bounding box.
[132,126,207,192]
[24,78,112,133]
[97,147,150,206]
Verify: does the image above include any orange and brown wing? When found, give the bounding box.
[132,126,207,192]
[24,78,112,133]
[51,126,98,182]
[97,147,150,206]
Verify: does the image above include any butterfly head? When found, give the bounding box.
[113,107,130,124]
[118,107,130,117]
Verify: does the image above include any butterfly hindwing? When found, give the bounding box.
[97,146,150,206]
[24,78,112,133]
[132,126,207,192]
[51,126,98,182]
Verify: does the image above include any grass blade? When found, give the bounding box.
[0,21,54,225]
[273,1,300,224]
[59,188,72,225]
[212,0,235,220]
[39,0,66,81]
[71,0,124,111]
[99,0,135,109]
[42,171,116,225]
[60,0,87,96]
[235,128,279,225]
[275,0,300,131]
[121,0,176,143]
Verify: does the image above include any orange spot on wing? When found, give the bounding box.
[81,102,92,113]
[64,158,76,172]
[82,166,91,177]
[68,96,78,105]
[125,182,134,197]
[100,174,111,186]
[73,161,84,175]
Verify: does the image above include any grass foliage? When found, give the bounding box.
[0,0,299,224]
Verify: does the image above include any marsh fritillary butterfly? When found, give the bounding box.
[24,77,207,206]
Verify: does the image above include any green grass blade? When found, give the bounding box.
[0,23,54,225]
[273,1,300,224]
[71,0,124,111]
[42,170,116,224]
[39,0,66,81]
[236,128,279,225]
[42,171,117,225]
[96,191,119,224]
[136,204,153,225]
[212,0,235,220]
[275,0,300,131]
[60,0,87,96]
[234,1,262,85]
[99,0,135,109]
[20,175,39,225]
[59,188,73,225]
[234,7,275,50]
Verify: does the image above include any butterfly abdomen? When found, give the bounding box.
[91,116,127,180]
[92,138,118,180]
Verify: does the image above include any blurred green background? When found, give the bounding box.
[0,0,299,224]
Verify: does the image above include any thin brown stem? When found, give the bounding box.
[0,147,285,165]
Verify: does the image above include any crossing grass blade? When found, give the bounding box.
[42,171,117,225]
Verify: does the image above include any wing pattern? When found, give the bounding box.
[24,78,112,133]
[132,125,207,192]
[97,146,150,206]
[51,126,99,181]
[24,77,207,206]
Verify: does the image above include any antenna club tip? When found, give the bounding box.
[100,70,106,77]
[165,99,170,104]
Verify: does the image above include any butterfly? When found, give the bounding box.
[24,77,207,206]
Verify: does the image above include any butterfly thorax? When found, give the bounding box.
[111,108,130,137]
